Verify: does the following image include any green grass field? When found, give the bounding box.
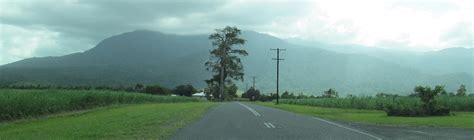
[278,96,474,111]
[257,102,474,129]
[0,102,215,139]
[0,89,198,121]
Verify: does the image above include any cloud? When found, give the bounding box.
[0,24,58,64]
[264,0,472,50]
[439,22,473,48]
[0,0,472,65]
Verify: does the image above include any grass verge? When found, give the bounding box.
[278,95,474,111]
[257,102,474,129]
[0,102,216,139]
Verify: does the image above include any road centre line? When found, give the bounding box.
[264,122,275,128]
[238,102,261,116]
[267,122,275,128]
[312,117,382,140]
[264,123,271,128]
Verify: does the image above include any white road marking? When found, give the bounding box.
[264,123,271,128]
[313,117,382,140]
[411,130,427,134]
[238,102,261,116]
[264,122,276,128]
[268,123,276,128]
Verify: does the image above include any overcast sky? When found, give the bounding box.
[0,0,472,65]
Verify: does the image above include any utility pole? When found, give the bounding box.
[271,48,285,105]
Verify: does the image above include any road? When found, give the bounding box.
[170,102,474,140]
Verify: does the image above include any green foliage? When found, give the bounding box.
[173,84,197,97]
[204,83,218,100]
[0,103,215,139]
[225,84,238,99]
[457,84,467,96]
[279,95,474,112]
[204,83,238,101]
[403,85,449,116]
[134,83,145,92]
[0,89,198,121]
[242,87,261,101]
[205,26,247,101]
[280,96,397,110]
[144,84,171,95]
[322,88,338,98]
[386,85,450,116]
[436,95,474,111]
[281,86,452,116]
[281,91,295,99]
[258,102,474,129]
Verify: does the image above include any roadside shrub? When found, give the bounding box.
[385,85,450,116]
[385,103,424,116]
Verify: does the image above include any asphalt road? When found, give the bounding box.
[169,102,474,140]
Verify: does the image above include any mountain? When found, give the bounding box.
[0,30,472,95]
[288,38,474,75]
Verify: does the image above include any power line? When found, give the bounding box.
[271,48,285,105]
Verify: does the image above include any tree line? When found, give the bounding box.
[1,84,200,97]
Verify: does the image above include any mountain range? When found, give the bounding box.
[1,30,472,95]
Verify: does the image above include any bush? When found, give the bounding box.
[385,85,450,116]
[173,84,196,97]
[385,104,424,116]
[145,84,171,95]
[281,91,295,99]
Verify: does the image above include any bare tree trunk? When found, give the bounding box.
[220,63,224,101]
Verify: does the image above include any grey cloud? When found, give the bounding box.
[440,22,472,48]
[1,0,309,42]
[0,0,312,65]
[0,0,232,62]
[1,0,226,38]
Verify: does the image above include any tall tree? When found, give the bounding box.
[242,87,261,101]
[205,26,247,101]
[457,84,467,96]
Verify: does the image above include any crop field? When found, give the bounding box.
[0,102,215,139]
[0,89,199,121]
[278,95,474,111]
